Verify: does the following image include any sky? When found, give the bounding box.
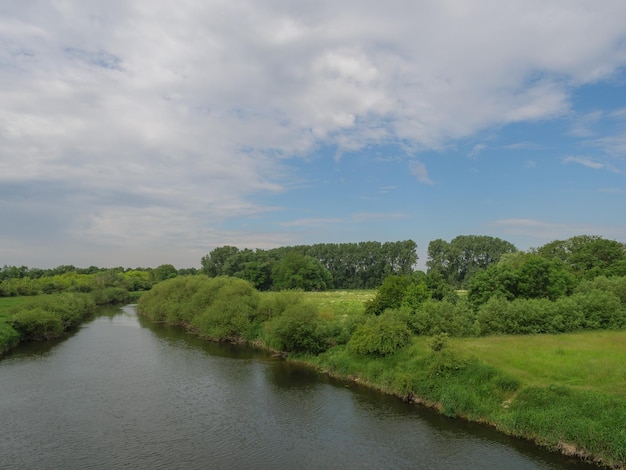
[1,1,626,270]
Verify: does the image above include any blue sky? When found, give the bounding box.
[1,1,625,269]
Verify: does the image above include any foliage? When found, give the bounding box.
[8,293,96,341]
[410,299,477,336]
[348,311,411,356]
[264,302,329,354]
[90,287,132,305]
[152,264,178,282]
[475,291,625,335]
[427,235,517,288]
[535,235,626,279]
[0,267,156,298]
[468,253,575,306]
[271,252,333,291]
[429,333,449,352]
[256,290,307,322]
[364,275,412,315]
[200,240,418,290]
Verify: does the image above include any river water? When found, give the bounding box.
[0,305,597,470]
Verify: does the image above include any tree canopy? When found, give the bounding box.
[427,235,518,287]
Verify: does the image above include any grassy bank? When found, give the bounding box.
[135,278,625,468]
[0,288,136,357]
[305,332,626,468]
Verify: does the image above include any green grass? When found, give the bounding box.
[0,296,34,320]
[296,292,626,466]
[451,331,626,396]
[299,289,375,319]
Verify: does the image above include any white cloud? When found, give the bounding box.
[562,156,620,173]
[468,144,487,158]
[409,160,434,185]
[2,0,626,266]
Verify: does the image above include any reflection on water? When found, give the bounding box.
[0,305,596,470]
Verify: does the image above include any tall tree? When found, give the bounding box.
[201,246,240,277]
[271,252,333,291]
[427,235,517,287]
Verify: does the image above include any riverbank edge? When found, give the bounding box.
[292,359,614,469]
[145,316,623,469]
[0,293,137,359]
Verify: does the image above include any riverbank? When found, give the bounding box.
[0,289,138,357]
[301,332,626,469]
[135,279,626,468]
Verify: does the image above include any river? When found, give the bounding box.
[0,305,597,469]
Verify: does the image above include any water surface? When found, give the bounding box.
[0,305,596,469]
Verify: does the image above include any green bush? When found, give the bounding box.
[192,297,255,340]
[349,311,411,356]
[412,299,477,336]
[12,308,64,340]
[91,287,131,305]
[8,293,96,341]
[265,302,328,354]
[0,322,21,354]
[256,290,306,322]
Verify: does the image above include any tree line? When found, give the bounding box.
[0,264,194,297]
[364,234,626,337]
[200,240,418,290]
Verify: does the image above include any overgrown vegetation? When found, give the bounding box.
[0,285,135,355]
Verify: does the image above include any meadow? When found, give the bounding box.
[279,290,626,467]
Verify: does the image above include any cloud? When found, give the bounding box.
[468,144,486,158]
[2,1,626,266]
[562,156,620,173]
[409,160,434,185]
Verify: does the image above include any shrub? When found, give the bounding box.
[265,302,328,354]
[573,289,625,329]
[267,304,328,354]
[12,308,64,340]
[192,297,255,340]
[256,290,306,322]
[91,287,131,305]
[412,299,477,336]
[348,311,411,356]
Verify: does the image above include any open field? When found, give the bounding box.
[452,331,626,397]
[300,289,375,318]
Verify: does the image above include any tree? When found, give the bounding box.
[365,275,412,315]
[271,252,333,291]
[152,264,178,282]
[468,253,575,306]
[427,235,517,287]
[349,312,411,356]
[534,235,626,278]
[201,246,240,277]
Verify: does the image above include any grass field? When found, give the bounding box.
[0,296,34,320]
[450,331,626,396]
[300,289,375,318]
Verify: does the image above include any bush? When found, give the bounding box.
[412,299,477,336]
[348,311,411,356]
[256,290,306,322]
[91,287,131,305]
[573,289,625,329]
[12,308,64,340]
[265,303,328,354]
[192,297,255,340]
